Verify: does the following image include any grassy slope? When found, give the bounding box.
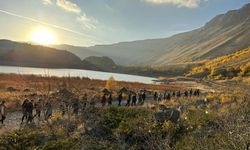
[186,47,250,79]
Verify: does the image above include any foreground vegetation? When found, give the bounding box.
[0,74,249,150]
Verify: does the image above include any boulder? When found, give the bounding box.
[155,105,180,123]
[23,88,31,92]
[57,88,74,99]
[6,87,17,92]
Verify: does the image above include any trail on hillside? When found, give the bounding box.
[0,80,219,135]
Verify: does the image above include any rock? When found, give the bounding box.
[194,99,209,107]
[155,105,180,123]
[6,87,17,92]
[23,89,31,92]
[57,88,74,98]
[29,93,37,97]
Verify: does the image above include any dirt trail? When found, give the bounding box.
[0,111,22,135]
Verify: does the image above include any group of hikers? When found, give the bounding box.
[100,91,147,106]
[21,97,52,124]
[0,88,201,125]
[153,89,200,101]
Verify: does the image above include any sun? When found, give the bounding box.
[31,28,55,45]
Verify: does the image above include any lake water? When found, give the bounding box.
[0,65,156,84]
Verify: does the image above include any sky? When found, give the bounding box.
[0,0,249,46]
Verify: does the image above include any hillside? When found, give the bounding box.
[186,47,250,79]
[0,40,100,70]
[53,44,103,59]
[55,3,250,66]
[84,56,117,71]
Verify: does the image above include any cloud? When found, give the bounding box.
[144,0,204,8]
[41,0,98,30]
[77,15,97,30]
[56,0,81,14]
[42,0,53,5]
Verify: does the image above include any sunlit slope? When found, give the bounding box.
[186,47,250,79]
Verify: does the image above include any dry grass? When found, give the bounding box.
[0,73,185,111]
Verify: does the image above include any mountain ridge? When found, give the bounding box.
[52,3,250,66]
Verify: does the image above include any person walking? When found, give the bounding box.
[154,92,158,101]
[117,93,123,106]
[108,94,113,106]
[72,98,80,116]
[126,93,131,106]
[158,93,163,101]
[44,101,52,121]
[167,93,171,100]
[34,99,42,119]
[172,91,176,97]
[189,89,193,97]
[177,91,181,98]
[21,99,29,123]
[184,91,188,97]
[131,94,137,106]
[101,94,107,106]
[142,92,146,104]
[26,100,34,124]
[0,101,7,125]
[138,93,143,105]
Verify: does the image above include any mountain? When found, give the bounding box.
[0,40,124,73]
[83,56,117,71]
[54,3,250,66]
[0,40,95,70]
[186,47,250,79]
[52,44,102,59]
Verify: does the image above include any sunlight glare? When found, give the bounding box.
[31,28,55,45]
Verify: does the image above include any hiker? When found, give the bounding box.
[26,100,34,123]
[101,94,107,106]
[138,93,143,105]
[34,99,42,119]
[154,92,158,101]
[0,101,7,124]
[72,98,80,116]
[158,93,163,101]
[44,101,52,120]
[163,92,167,100]
[126,93,131,106]
[189,89,193,96]
[184,91,188,97]
[117,93,123,106]
[81,93,88,110]
[21,99,29,123]
[131,94,137,106]
[172,91,176,97]
[166,93,171,100]
[142,92,146,104]
[177,91,181,98]
[197,89,200,96]
[194,89,200,96]
[108,94,113,106]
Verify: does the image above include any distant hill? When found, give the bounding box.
[52,44,102,59]
[186,47,250,79]
[0,40,101,70]
[54,3,250,66]
[83,56,117,71]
